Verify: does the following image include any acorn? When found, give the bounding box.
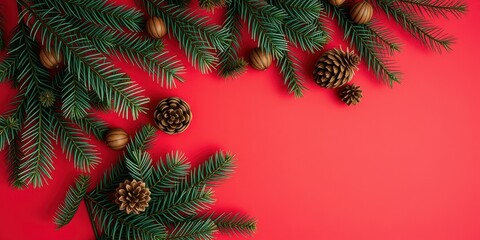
[249,48,272,71]
[40,49,63,69]
[146,17,167,39]
[350,1,374,24]
[328,0,346,6]
[105,128,129,150]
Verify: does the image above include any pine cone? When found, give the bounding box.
[115,179,151,215]
[313,48,360,88]
[154,97,192,134]
[338,84,363,105]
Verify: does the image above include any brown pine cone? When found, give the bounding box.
[338,84,363,106]
[313,48,360,88]
[154,97,192,134]
[115,179,151,214]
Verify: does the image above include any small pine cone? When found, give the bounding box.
[115,179,151,215]
[313,48,360,88]
[338,84,363,106]
[39,90,56,107]
[154,97,192,134]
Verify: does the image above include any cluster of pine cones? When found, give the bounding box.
[313,48,363,106]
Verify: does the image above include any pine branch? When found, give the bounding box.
[0,116,20,150]
[321,0,401,86]
[376,0,456,52]
[7,133,25,188]
[138,0,229,73]
[55,71,91,120]
[69,115,108,141]
[268,0,321,24]
[276,50,306,97]
[232,0,288,59]
[366,19,401,55]
[148,186,214,222]
[167,219,217,240]
[210,213,256,237]
[218,2,247,78]
[51,112,101,171]
[54,175,90,228]
[179,151,235,191]
[20,2,149,119]
[86,194,167,240]
[125,150,154,182]
[165,0,191,7]
[395,0,467,19]
[0,56,16,83]
[149,151,190,197]
[199,0,226,11]
[41,0,144,32]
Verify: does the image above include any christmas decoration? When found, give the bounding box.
[154,97,192,134]
[250,47,273,70]
[39,90,56,107]
[328,0,346,7]
[54,125,256,239]
[105,128,130,150]
[146,17,167,39]
[338,84,363,105]
[115,179,151,214]
[39,49,63,69]
[313,48,360,88]
[350,1,374,25]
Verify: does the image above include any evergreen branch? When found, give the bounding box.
[125,150,154,182]
[54,175,90,228]
[0,56,16,83]
[0,116,20,150]
[149,151,190,197]
[232,0,288,59]
[138,0,230,73]
[321,0,401,86]
[377,0,455,52]
[165,0,191,7]
[7,133,25,188]
[88,91,112,111]
[167,219,217,240]
[55,71,91,120]
[281,18,327,53]
[276,49,306,97]
[179,151,235,191]
[268,0,322,24]
[86,194,167,240]
[395,0,467,19]
[199,0,226,11]
[148,186,214,222]
[210,213,256,237]
[41,0,144,32]
[366,19,401,54]
[218,2,247,78]
[51,112,101,171]
[125,124,158,157]
[20,2,149,119]
[70,115,108,141]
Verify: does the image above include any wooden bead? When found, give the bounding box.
[328,0,346,6]
[249,48,272,71]
[146,17,167,39]
[350,1,374,24]
[105,128,129,150]
[39,49,63,69]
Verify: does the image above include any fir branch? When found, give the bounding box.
[54,175,90,228]
[210,213,256,237]
[86,194,167,240]
[180,151,235,190]
[165,0,191,7]
[51,112,101,171]
[138,0,229,73]
[376,0,456,52]
[148,186,214,223]
[232,0,288,59]
[20,2,149,119]
[321,0,401,85]
[7,133,25,188]
[125,150,154,183]
[218,3,247,78]
[276,50,306,97]
[366,19,401,54]
[268,0,321,24]
[55,71,91,120]
[70,115,108,141]
[395,0,467,19]
[199,0,226,11]
[0,116,20,150]
[41,0,144,32]
[0,56,16,82]
[167,219,217,240]
[149,151,191,197]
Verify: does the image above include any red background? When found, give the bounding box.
[1,1,479,239]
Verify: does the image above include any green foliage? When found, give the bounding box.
[69,116,108,141]
[199,0,226,11]
[54,126,255,239]
[54,175,90,228]
[390,0,467,19]
[0,116,20,150]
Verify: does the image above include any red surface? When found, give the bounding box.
[1,1,480,239]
